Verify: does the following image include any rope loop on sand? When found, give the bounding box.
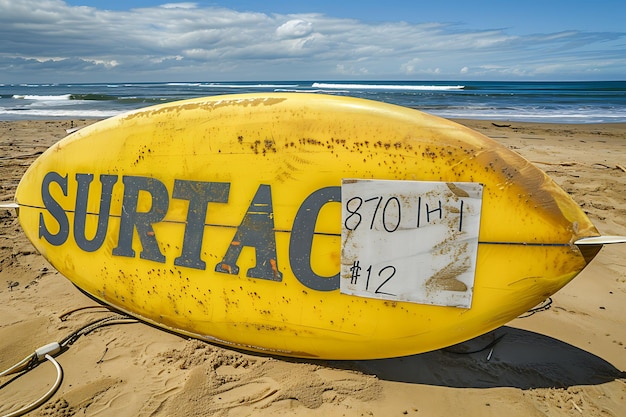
[0,308,136,417]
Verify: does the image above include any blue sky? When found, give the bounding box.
[1,0,625,83]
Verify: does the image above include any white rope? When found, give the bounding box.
[1,354,63,417]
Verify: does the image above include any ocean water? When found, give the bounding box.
[0,80,625,123]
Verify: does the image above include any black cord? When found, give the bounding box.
[518,297,553,318]
[59,314,137,348]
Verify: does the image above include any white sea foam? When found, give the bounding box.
[0,108,121,119]
[274,89,350,94]
[167,82,300,88]
[199,83,300,89]
[167,82,202,86]
[431,108,626,123]
[13,94,72,101]
[312,83,465,91]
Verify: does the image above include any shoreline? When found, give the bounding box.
[1,119,625,416]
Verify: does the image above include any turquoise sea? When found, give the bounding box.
[1,80,625,123]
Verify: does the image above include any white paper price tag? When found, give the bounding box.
[340,179,483,308]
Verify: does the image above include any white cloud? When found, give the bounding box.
[276,19,314,39]
[336,64,369,76]
[160,2,197,9]
[85,59,120,68]
[401,58,421,75]
[0,0,624,82]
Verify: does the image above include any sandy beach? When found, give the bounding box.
[1,118,625,416]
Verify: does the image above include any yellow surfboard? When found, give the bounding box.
[14,93,603,359]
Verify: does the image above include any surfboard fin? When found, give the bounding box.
[574,236,626,245]
[574,236,626,265]
[0,202,19,215]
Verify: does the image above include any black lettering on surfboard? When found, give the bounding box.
[74,174,118,252]
[36,171,349,293]
[290,186,340,291]
[215,184,282,281]
[39,171,70,246]
[173,180,230,270]
[112,176,169,263]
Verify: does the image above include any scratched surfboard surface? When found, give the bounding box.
[15,93,601,359]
